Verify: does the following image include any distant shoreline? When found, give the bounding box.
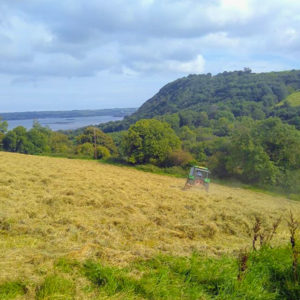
[6,115,125,131]
[0,108,137,121]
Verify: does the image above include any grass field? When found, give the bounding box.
[277,91,300,107]
[0,152,299,299]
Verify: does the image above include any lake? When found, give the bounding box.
[7,115,123,131]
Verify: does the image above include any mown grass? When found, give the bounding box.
[2,246,299,299]
[39,152,295,198]
[100,158,299,199]
[1,152,300,299]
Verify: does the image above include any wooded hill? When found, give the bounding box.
[100,69,300,132]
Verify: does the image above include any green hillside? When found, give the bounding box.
[100,69,300,132]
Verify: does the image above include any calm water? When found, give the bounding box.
[7,115,123,131]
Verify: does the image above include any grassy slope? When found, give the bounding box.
[278,91,300,107]
[0,152,300,298]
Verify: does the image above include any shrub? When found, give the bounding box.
[0,132,4,150]
[96,146,111,159]
[49,132,72,154]
[164,149,195,167]
[75,142,94,158]
[122,119,181,165]
[76,127,117,154]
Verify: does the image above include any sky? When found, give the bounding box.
[0,0,300,112]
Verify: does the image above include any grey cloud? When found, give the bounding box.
[7,0,255,46]
[0,0,300,80]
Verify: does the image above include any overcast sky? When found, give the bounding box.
[0,0,300,112]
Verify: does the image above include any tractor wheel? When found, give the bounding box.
[204,183,209,192]
[183,179,193,190]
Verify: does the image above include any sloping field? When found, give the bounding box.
[286,91,300,106]
[278,91,300,107]
[0,152,299,284]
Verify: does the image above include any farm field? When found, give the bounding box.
[0,152,299,299]
[278,91,300,107]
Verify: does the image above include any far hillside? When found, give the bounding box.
[100,69,300,132]
[0,108,137,121]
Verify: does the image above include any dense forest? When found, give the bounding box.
[1,69,300,196]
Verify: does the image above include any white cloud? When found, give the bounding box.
[1,0,299,77]
[211,0,254,24]
[0,15,52,62]
[167,55,205,74]
[0,0,300,110]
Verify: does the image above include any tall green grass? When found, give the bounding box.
[82,247,300,299]
[36,275,75,300]
[1,246,299,299]
[0,281,27,300]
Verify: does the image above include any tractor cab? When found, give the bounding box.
[184,166,210,191]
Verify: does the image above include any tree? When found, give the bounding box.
[0,132,4,150]
[164,149,194,167]
[0,117,7,150]
[123,119,181,165]
[178,126,197,152]
[96,146,110,159]
[2,131,17,152]
[225,119,279,184]
[76,143,94,157]
[27,127,49,153]
[179,111,194,127]
[179,126,196,142]
[255,118,300,170]
[76,127,117,154]
[162,113,180,131]
[3,126,35,153]
[108,131,127,148]
[0,117,8,134]
[212,117,233,137]
[226,138,278,185]
[49,132,72,154]
[196,111,209,127]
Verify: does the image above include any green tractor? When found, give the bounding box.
[184,166,210,191]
